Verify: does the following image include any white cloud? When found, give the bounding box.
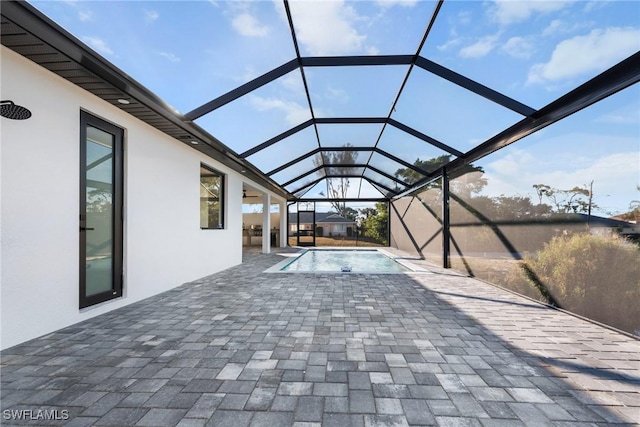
[366,45,380,55]
[375,0,418,8]
[459,34,500,58]
[82,36,114,56]
[542,19,591,37]
[232,13,270,37]
[325,85,349,103]
[542,19,565,36]
[596,103,640,125]
[78,11,92,22]
[583,0,610,13]
[237,66,258,83]
[249,96,312,125]
[437,38,462,52]
[458,11,472,25]
[483,147,639,215]
[598,113,638,125]
[501,36,534,59]
[145,10,159,22]
[286,0,371,55]
[280,73,305,96]
[528,27,640,85]
[157,51,180,63]
[486,149,536,179]
[489,0,573,25]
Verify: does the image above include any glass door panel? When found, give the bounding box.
[80,112,123,308]
[85,126,114,296]
[297,210,315,246]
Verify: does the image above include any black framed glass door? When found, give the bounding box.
[79,111,123,308]
[297,201,316,246]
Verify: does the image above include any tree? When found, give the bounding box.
[200,177,222,228]
[621,185,640,222]
[342,206,359,221]
[505,232,640,334]
[532,182,598,214]
[359,202,388,244]
[395,155,450,185]
[492,195,552,220]
[449,167,488,198]
[87,187,112,213]
[395,155,487,197]
[358,207,377,221]
[315,143,358,218]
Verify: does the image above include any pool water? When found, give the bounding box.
[281,249,409,272]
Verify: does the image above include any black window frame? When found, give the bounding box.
[200,163,225,229]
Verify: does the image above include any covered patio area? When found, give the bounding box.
[2,248,638,426]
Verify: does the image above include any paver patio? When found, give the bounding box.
[2,248,639,426]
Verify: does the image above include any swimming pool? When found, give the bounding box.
[276,249,411,273]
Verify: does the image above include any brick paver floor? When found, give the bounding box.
[2,247,639,426]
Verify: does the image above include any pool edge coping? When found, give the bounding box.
[264,247,433,274]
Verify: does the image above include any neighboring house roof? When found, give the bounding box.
[558,213,632,228]
[610,213,638,224]
[289,212,355,224]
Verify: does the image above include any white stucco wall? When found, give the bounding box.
[0,46,279,350]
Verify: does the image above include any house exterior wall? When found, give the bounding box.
[0,46,253,349]
[289,222,354,236]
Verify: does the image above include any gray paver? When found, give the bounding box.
[401,399,436,425]
[375,398,403,415]
[278,382,313,396]
[245,388,277,411]
[363,414,410,427]
[135,408,187,426]
[249,411,294,427]
[185,393,224,419]
[350,390,376,413]
[219,393,250,410]
[206,410,253,427]
[323,413,365,427]
[95,408,148,426]
[313,382,348,397]
[295,396,323,422]
[1,247,638,427]
[324,396,349,413]
[271,395,298,411]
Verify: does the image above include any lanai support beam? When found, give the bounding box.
[240,120,314,158]
[442,168,450,269]
[415,57,536,117]
[262,193,271,254]
[279,200,288,248]
[185,59,298,120]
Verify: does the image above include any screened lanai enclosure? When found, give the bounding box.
[3,0,638,336]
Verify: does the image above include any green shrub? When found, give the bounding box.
[503,232,640,336]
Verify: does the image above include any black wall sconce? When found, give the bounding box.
[1,100,32,120]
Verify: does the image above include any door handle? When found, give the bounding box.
[80,226,95,231]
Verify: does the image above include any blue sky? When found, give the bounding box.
[30,0,639,214]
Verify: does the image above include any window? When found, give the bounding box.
[200,164,224,229]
